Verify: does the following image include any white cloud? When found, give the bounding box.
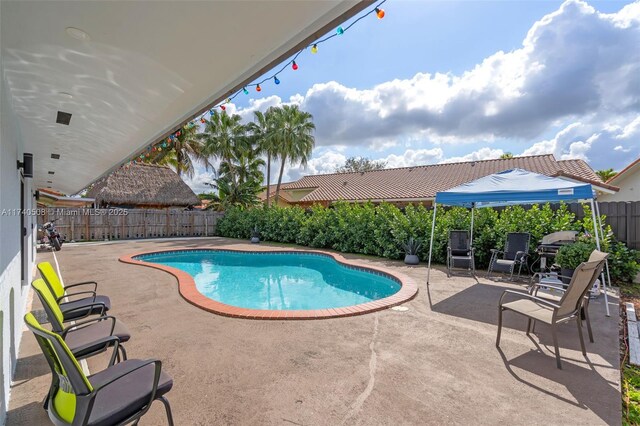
[382,148,444,168]
[182,170,218,194]
[440,147,505,163]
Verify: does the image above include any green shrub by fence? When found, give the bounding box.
[216,202,640,283]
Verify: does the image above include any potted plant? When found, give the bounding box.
[250,226,260,244]
[555,241,596,284]
[402,237,422,265]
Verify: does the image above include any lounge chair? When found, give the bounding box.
[528,250,608,344]
[32,279,130,362]
[24,312,174,426]
[487,232,530,280]
[447,230,475,277]
[496,250,608,369]
[38,261,112,321]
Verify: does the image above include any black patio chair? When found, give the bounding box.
[447,230,475,277]
[24,312,174,426]
[487,232,531,280]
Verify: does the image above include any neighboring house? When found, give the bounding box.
[599,157,640,202]
[259,154,618,207]
[87,163,200,209]
[36,188,95,208]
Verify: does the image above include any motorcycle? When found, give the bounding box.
[41,219,63,251]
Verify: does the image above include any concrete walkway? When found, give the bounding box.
[8,238,621,425]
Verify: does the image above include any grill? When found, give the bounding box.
[537,230,578,270]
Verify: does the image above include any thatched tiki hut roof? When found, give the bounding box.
[88,163,200,208]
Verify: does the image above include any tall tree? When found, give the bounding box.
[335,156,387,173]
[596,168,617,182]
[271,105,315,205]
[198,111,247,181]
[500,152,514,159]
[247,108,277,207]
[215,142,265,209]
[145,125,211,178]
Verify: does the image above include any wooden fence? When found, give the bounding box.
[37,208,224,242]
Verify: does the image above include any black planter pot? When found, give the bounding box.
[561,268,575,285]
[404,254,419,265]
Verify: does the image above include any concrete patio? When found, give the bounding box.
[7,238,621,425]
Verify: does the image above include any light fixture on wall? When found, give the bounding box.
[17,153,33,178]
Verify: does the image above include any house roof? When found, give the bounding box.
[258,184,297,203]
[272,154,616,203]
[87,163,200,207]
[607,157,640,184]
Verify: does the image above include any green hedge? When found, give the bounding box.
[216,201,640,283]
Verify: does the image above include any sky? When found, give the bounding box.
[184,0,640,193]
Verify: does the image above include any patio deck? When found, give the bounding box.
[7,238,621,425]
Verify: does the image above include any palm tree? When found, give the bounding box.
[596,168,617,182]
[145,125,211,178]
[271,105,315,204]
[500,152,514,159]
[198,111,248,180]
[216,143,265,208]
[247,108,277,207]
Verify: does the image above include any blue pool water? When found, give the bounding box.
[137,250,401,310]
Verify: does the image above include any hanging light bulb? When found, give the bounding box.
[256,84,262,92]
[158,147,162,151]
[292,61,298,70]
[336,26,344,35]
[200,118,206,124]
[375,8,385,19]
[274,76,280,85]
[311,44,318,54]
[220,105,226,111]
[243,87,249,95]
[176,131,181,137]
[226,98,231,103]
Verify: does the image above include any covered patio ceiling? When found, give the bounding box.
[1,0,371,193]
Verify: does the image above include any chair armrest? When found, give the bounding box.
[71,335,121,362]
[490,249,503,254]
[64,281,98,293]
[499,289,562,309]
[62,316,116,338]
[89,359,163,416]
[56,290,96,304]
[61,302,107,321]
[514,251,528,261]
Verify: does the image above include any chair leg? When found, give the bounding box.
[584,306,594,343]
[447,255,451,278]
[496,308,504,347]
[551,325,562,369]
[577,316,586,356]
[159,396,175,426]
[526,318,532,336]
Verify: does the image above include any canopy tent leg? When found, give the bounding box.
[594,199,613,317]
[426,203,438,285]
[470,204,475,246]
[590,198,610,317]
[470,204,475,274]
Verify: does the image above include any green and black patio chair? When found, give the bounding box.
[38,262,111,321]
[24,312,174,426]
[32,278,130,362]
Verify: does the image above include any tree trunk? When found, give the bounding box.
[275,155,287,207]
[265,153,271,208]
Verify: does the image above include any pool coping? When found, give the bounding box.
[118,247,419,320]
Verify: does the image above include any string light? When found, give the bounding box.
[133,0,387,165]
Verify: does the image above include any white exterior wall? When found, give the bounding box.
[0,61,36,424]
[599,168,640,202]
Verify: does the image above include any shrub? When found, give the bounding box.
[555,240,597,270]
[215,202,639,284]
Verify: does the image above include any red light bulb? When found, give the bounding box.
[256,84,262,92]
[375,8,385,19]
[292,61,298,71]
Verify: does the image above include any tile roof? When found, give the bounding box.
[274,154,615,203]
[607,157,640,184]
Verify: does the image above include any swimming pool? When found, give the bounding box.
[122,249,417,319]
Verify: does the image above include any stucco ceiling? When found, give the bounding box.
[1,1,369,193]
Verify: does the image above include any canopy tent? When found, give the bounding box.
[426,169,612,316]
